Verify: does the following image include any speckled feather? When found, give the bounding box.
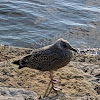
[13,39,74,71]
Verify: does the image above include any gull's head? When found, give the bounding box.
[56,38,77,52]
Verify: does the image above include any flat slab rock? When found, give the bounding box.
[0,87,38,100]
[39,93,100,100]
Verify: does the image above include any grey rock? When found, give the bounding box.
[39,93,100,100]
[0,87,38,100]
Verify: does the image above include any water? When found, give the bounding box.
[0,0,100,49]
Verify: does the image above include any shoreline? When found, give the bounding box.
[0,45,100,99]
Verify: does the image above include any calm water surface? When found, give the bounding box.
[0,0,100,49]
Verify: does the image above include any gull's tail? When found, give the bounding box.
[13,60,24,69]
[13,60,20,65]
[13,55,31,69]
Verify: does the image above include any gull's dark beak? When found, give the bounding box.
[71,48,77,52]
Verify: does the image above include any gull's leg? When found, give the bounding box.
[43,71,54,97]
[50,71,53,87]
[43,80,51,97]
[50,71,62,91]
[43,71,62,98]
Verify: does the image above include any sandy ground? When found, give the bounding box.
[0,45,100,99]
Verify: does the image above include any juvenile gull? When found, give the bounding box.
[13,38,77,96]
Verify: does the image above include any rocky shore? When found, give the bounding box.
[0,45,100,100]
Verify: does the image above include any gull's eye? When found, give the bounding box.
[63,44,67,48]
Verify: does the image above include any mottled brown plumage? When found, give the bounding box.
[13,38,77,71]
[13,38,77,96]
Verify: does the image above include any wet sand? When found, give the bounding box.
[0,45,100,99]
